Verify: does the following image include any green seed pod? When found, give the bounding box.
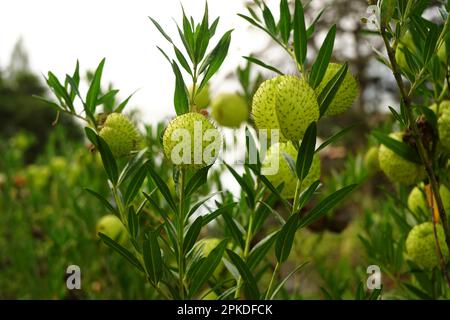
[99,113,141,158]
[211,93,248,128]
[190,84,211,109]
[378,132,426,185]
[96,214,128,245]
[262,141,321,199]
[276,75,320,141]
[314,63,358,117]
[406,222,449,269]
[162,112,222,169]
[364,146,380,175]
[252,77,286,141]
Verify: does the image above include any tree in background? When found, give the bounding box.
[0,39,82,163]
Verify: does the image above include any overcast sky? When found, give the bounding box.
[0,0,276,122]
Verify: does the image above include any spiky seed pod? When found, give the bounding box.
[262,141,321,199]
[211,93,248,128]
[162,112,222,169]
[252,77,286,141]
[276,75,320,141]
[378,132,426,185]
[99,113,141,158]
[314,63,358,117]
[96,214,128,245]
[406,222,449,269]
[364,146,380,175]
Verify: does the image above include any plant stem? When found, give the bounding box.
[265,262,280,300]
[177,168,187,298]
[234,210,255,299]
[190,64,198,112]
[292,179,303,213]
[380,26,450,272]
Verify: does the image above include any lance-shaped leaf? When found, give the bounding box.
[293,0,307,66]
[143,229,163,284]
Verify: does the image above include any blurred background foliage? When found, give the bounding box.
[0,0,448,299]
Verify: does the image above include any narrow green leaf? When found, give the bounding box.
[306,9,325,38]
[97,90,119,106]
[242,56,283,75]
[194,2,210,63]
[85,127,118,184]
[318,63,348,117]
[298,184,357,228]
[146,164,178,213]
[270,262,308,299]
[423,24,439,64]
[197,30,233,94]
[316,124,357,152]
[296,122,317,180]
[293,0,307,66]
[148,16,174,43]
[187,191,223,218]
[172,60,189,116]
[124,161,148,205]
[246,164,292,210]
[224,162,255,209]
[143,230,163,283]
[86,58,106,113]
[184,165,211,198]
[372,130,421,164]
[275,213,300,262]
[127,207,139,239]
[69,60,80,102]
[85,188,118,215]
[189,239,227,297]
[279,0,291,44]
[296,179,321,211]
[222,211,245,249]
[174,45,192,75]
[248,231,278,270]
[98,232,144,273]
[262,4,277,35]
[184,216,203,253]
[226,249,260,299]
[46,72,74,112]
[388,106,405,126]
[238,14,286,50]
[115,90,136,113]
[33,95,64,112]
[202,202,237,226]
[309,25,336,88]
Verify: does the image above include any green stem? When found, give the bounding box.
[234,210,255,299]
[292,178,303,213]
[177,168,187,298]
[265,262,280,300]
[190,64,198,112]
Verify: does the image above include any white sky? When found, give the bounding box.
[0,0,275,122]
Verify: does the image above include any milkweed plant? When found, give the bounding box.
[38,0,450,300]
